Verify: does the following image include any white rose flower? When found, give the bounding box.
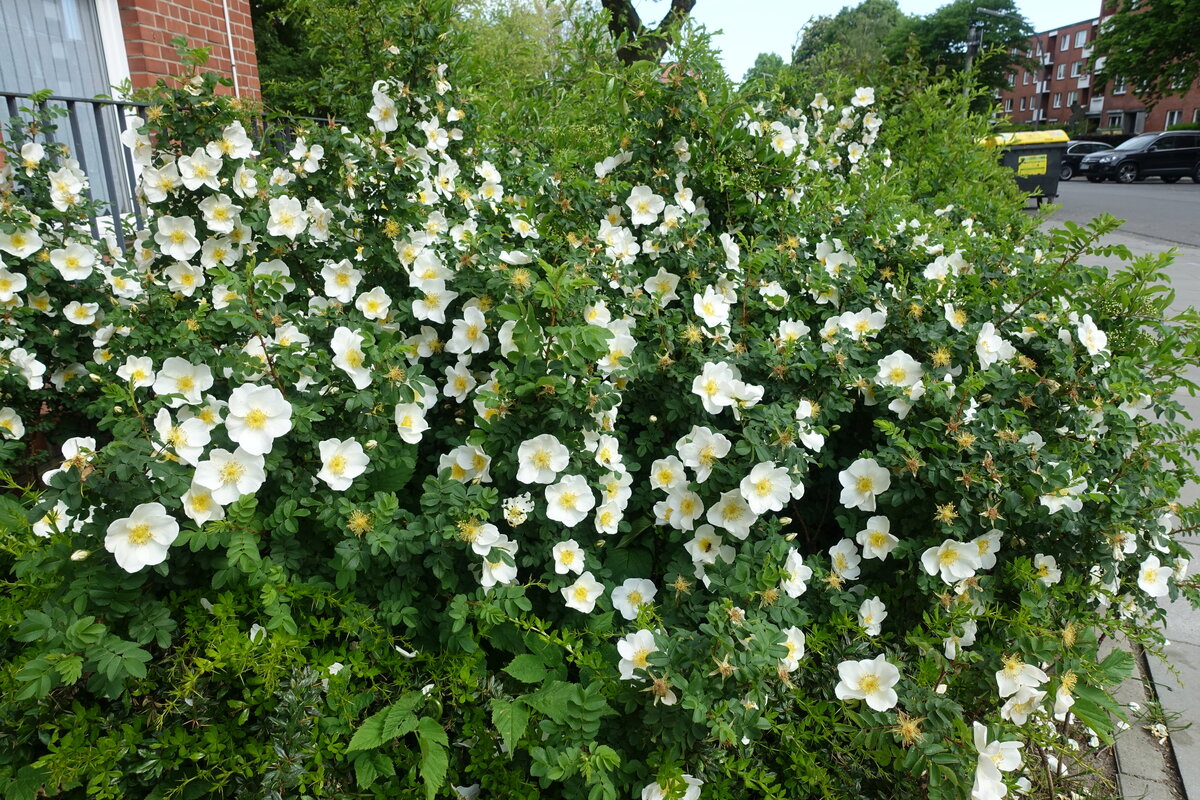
[394,403,430,444]
[317,438,370,490]
[835,654,901,711]
[858,596,887,636]
[739,461,791,515]
[104,502,180,573]
[154,215,201,261]
[152,357,213,407]
[551,539,585,575]
[617,629,658,680]
[225,384,293,456]
[856,516,899,560]
[516,434,570,484]
[544,474,596,528]
[705,489,756,540]
[193,447,267,505]
[331,327,372,390]
[611,578,656,621]
[267,196,308,239]
[561,570,604,613]
[838,457,891,512]
[182,483,225,526]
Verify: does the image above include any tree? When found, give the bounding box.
[599,0,697,65]
[1092,0,1200,109]
[792,0,905,80]
[886,0,1033,101]
[249,0,457,116]
[741,52,786,85]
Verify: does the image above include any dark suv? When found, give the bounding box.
[1079,131,1200,184]
[1060,141,1112,180]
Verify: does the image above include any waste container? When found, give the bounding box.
[979,130,1070,205]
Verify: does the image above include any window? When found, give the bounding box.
[1193,109,1200,123]
[1108,111,1123,129]
[1112,76,1127,94]
[1060,35,1070,51]
[1004,98,1013,112]
[1075,30,1087,48]
[1067,91,1078,107]
[1056,63,1066,80]
[1036,44,1043,56]
[1165,109,1182,127]
[1020,98,1027,111]
[1023,71,1030,85]
[1071,61,1082,77]
[1052,93,1062,108]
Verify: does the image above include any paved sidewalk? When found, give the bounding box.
[1057,223,1200,800]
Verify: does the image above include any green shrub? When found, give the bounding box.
[0,39,1197,800]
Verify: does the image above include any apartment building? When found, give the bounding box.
[999,18,1100,129]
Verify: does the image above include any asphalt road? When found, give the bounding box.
[1044,176,1200,248]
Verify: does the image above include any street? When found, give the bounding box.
[1046,177,1200,248]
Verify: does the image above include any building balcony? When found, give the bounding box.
[1041,53,1053,66]
[1035,81,1048,94]
[1077,75,1091,89]
[1081,46,1092,59]
[1089,96,1104,113]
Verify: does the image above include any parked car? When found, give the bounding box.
[1078,131,1200,184]
[1059,140,1112,180]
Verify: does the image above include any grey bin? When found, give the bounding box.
[983,130,1071,206]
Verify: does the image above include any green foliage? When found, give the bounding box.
[1092,0,1200,110]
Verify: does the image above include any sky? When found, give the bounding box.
[632,0,1103,81]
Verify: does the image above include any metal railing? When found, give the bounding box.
[1,91,148,251]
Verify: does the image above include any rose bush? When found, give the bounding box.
[1,40,1198,800]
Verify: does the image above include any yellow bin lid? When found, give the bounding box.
[978,129,1070,146]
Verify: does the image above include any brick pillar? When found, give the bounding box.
[118,0,260,99]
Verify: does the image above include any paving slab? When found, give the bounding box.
[1118,774,1178,800]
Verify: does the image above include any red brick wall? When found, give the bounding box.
[118,0,260,99]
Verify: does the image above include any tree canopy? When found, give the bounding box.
[792,0,905,80]
[885,0,1033,99]
[1092,0,1200,109]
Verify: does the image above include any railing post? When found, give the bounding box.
[65,100,102,241]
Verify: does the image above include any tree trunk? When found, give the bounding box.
[600,0,697,66]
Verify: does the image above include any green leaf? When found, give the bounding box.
[1097,649,1135,684]
[503,653,548,684]
[417,716,449,800]
[64,616,107,648]
[523,680,575,721]
[93,639,152,681]
[3,765,49,800]
[370,444,418,492]
[348,692,423,751]
[53,654,84,685]
[227,530,261,572]
[352,751,395,789]
[490,697,529,757]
